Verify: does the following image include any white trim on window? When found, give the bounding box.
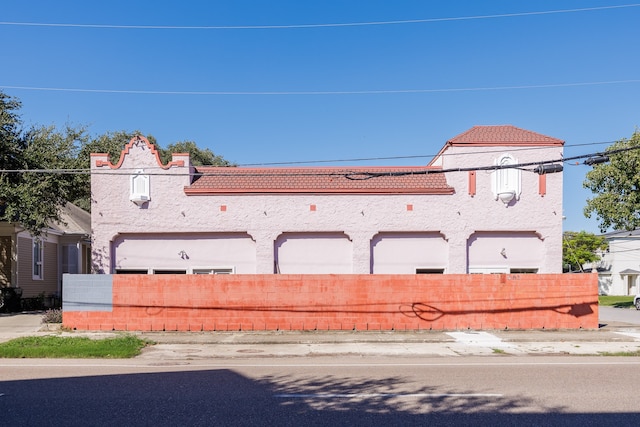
[468,266,509,274]
[32,239,43,280]
[191,267,235,274]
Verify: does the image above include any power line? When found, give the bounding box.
[0,146,634,177]
[238,140,617,167]
[0,4,638,30]
[2,80,640,96]
[340,149,620,180]
[0,138,620,171]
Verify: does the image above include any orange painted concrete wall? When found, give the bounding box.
[63,273,599,331]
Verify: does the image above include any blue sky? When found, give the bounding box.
[2,1,639,233]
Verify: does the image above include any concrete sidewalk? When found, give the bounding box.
[132,326,640,359]
[0,312,56,336]
[2,311,640,358]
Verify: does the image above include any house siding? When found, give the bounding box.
[17,236,59,298]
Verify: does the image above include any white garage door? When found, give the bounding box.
[275,232,352,274]
[113,233,256,273]
[467,232,543,273]
[372,232,448,274]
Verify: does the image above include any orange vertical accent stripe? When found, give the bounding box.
[539,174,547,196]
[468,171,476,196]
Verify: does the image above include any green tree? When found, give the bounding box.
[1,91,233,218]
[562,231,608,272]
[584,130,640,231]
[0,92,83,236]
[160,140,232,167]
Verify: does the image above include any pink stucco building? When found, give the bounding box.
[90,125,564,275]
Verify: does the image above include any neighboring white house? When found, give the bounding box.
[595,229,640,295]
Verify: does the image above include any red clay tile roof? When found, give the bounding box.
[447,125,564,146]
[186,166,453,195]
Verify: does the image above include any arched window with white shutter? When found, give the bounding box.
[491,154,521,206]
[130,169,150,206]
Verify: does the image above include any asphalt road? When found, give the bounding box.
[1,356,639,426]
[599,305,640,325]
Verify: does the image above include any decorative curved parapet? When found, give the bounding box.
[91,135,185,169]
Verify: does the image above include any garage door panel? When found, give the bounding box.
[372,232,447,274]
[275,232,352,274]
[113,233,256,273]
[468,232,542,272]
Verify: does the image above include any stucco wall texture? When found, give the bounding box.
[62,273,599,331]
[90,131,563,275]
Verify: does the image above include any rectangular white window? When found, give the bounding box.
[33,239,43,280]
[192,267,234,274]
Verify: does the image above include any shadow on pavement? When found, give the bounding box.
[1,369,638,426]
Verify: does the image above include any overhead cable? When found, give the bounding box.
[0,146,636,178]
[239,140,617,167]
[0,4,638,30]
[2,80,640,96]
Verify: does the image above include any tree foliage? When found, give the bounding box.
[584,130,640,232]
[160,140,232,167]
[0,92,84,236]
[1,90,232,231]
[562,231,608,272]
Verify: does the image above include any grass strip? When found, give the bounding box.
[598,296,634,308]
[0,335,149,358]
[596,350,640,356]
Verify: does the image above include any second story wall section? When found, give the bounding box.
[430,125,564,273]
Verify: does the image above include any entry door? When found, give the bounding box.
[627,275,637,295]
[0,236,11,286]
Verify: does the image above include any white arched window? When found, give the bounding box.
[491,154,521,206]
[130,169,150,206]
